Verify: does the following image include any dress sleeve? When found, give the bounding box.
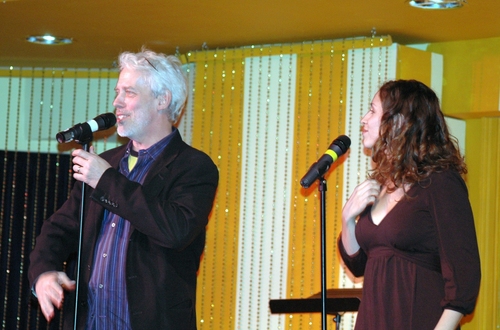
[337,234,367,278]
[428,171,481,315]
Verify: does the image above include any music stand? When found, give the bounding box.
[269,288,362,329]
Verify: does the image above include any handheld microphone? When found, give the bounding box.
[56,113,117,144]
[300,135,351,188]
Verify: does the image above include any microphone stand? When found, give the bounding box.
[73,132,93,330]
[318,177,328,330]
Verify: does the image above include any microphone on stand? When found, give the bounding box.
[55,113,116,330]
[300,135,351,188]
[56,113,116,143]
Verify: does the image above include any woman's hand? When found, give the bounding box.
[342,179,380,224]
[341,179,380,255]
[434,309,463,330]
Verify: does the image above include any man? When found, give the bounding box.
[28,49,219,329]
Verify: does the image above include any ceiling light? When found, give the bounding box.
[26,34,72,45]
[409,0,465,9]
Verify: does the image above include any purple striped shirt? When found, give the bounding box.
[86,129,176,330]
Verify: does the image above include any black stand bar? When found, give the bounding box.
[269,288,362,329]
[319,177,327,330]
[281,150,354,329]
[73,134,93,330]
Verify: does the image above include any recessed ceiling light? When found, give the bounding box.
[26,34,72,45]
[409,0,465,9]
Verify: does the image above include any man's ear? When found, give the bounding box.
[157,91,172,111]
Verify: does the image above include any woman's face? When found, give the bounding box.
[361,91,383,149]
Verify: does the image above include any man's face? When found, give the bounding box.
[113,68,158,143]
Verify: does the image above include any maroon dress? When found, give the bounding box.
[339,170,481,330]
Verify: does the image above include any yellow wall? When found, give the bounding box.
[428,37,500,329]
[465,118,500,329]
[397,45,432,84]
[428,37,500,115]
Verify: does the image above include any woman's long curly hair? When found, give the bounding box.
[370,80,466,191]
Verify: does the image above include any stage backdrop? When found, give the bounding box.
[184,38,446,329]
[2,36,487,330]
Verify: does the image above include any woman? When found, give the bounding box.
[339,80,481,329]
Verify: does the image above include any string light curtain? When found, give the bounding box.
[0,67,119,329]
[184,36,394,329]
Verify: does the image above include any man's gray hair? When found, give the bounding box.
[118,48,188,123]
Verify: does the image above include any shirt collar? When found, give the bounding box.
[125,126,177,162]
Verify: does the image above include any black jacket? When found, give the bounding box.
[29,130,219,329]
